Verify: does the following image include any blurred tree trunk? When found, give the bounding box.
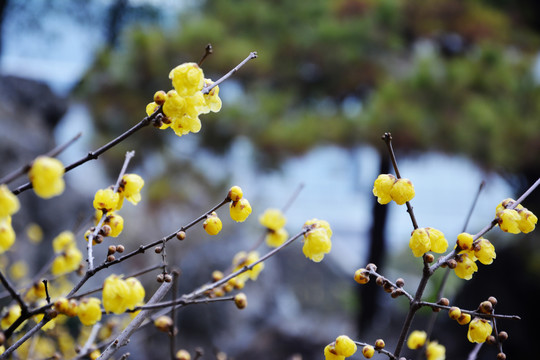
[0,0,7,56]
[357,154,390,335]
[106,0,127,48]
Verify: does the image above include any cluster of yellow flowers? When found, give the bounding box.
[453,232,496,280]
[146,62,222,137]
[408,227,448,257]
[28,156,65,199]
[372,174,415,205]
[207,251,263,298]
[51,231,83,276]
[259,208,288,247]
[302,219,332,262]
[448,302,494,343]
[324,335,358,359]
[102,274,145,314]
[407,330,445,360]
[496,198,537,234]
[0,184,19,253]
[203,186,252,236]
[54,296,102,326]
[88,173,144,241]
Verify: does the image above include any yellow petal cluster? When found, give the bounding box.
[28,156,65,198]
[0,216,15,253]
[407,330,427,349]
[426,341,446,360]
[467,318,492,343]
[454,250,478,280]
[373,174,415,205]
[119,174,144,206]
[302,219,332,262]
[0,184,20,217]
[102,275,145,314]
[495,198,537,234]
[409,227,448,257]
[93,188,120,213]
[334,335,357,357]
[77,297,102,326]
[232,251,264,283]
[203,212,223,235]
[230,198,252,223]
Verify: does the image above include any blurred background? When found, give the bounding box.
[1,0,540,359]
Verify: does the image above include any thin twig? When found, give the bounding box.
[0,132,82,185]
[354,341,397,360]
[0,270,28,313]
[202,52,258,95]
[0,312,53,359]
[80,322,103,355]
[198,44,213,66]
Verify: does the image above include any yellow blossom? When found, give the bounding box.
[230,198,252,222]
[474,238,496,265]
[0,216,16,253]
[302,221,332,262]
[26,223,43,243]
[0,184,19,217]
[467,318,492,343]
[334,335,357,357]
[28,156,65,198]
[120,174,144,205]
[9,260,28,280]
[409,228,430,257]
[390,178,415,205]
[407,330,427,349]
[77,297,102,326]
[259,208,287,231]
[324,344,345,360]
[202,79,222,113]
[426,341,445,360]
[265,227,289,248]
[457,232,473,250]
[169,62,204,97]
[517,208,537,233]
[228,185,243,201]
[125,277,145,309]
[93,188,120,213]
[232,251,264,282]
[51,247,83,276]
[496,209,521,234]
[203,212,223,235]
[1,304,21,329]
[25,281,46,302]
[52,231,76,252]
[372,174,396,205]
[427,227,448,253]
[102,275,131,314]
[454,250,478,280]
[362,345,375,359]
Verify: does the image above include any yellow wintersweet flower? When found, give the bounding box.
[457,232,474,250]
[51,247,83,276]
[203,212,223,235]
[0,216,15,253]
[93,188,120,213]
[169,62,204,97]
[54,297,78,317]
[426,341,445,360]
[426,227,447,253]
[409,228,430,257]
[474,238,496,265]
[467,318,492,343]
[202,79,222,113]
[454,250,478,280]
[102,275,131,314]
[28,156,65,198]
[407,330,427,349]
[33,303,56,331]
[372,174,396,205]
[228,186,243,202]
[52,231,76,253]
[334,335,357,357]
[496,209,521,234]
[517,208,537,233]
[229,198,252,222]
[94,210,124,237]
[265,227,289,248]
[120,174,144,205]
[362,345,375,358]
[1,304,21,329]
[0,184,20,217]
[232,251,264,282]
[25,281,46,302]
[9,260,28,280]
[390,178,415,205]
[259,208,287,231]
[77,297,102,326]
[302,225,332,262]
[26,223,43,243]
[324,344,345,360]
[124,277,145,309]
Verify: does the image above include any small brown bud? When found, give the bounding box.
[107,245,117,255]
[488,296,498,306]
[164,274,173,283]
[479,300,493,314]
[223,283,234,293]
[447,259,457,269]
[374,339,385,350]
[116,245,125,253]
[47,309,58,319]
[176,231,186,241]
[437,297,450,307]
[449,306,461,320]
[101,225,111,237]
[376,276,385,287]
[0,331,5,345]
[154,246,162,254]
[156,274,164,283]
[391,289,403,298]
[496,352,506,360]
[213,287,225,297]
[234,293,247,309]
[366,263,377,271]
[175,349,191,360]
[395,278,405,287]
[498,331,508,342]
[383,282,394,293]
[486,335,496,345]
[154,90,167,105]
[107,255,115,262]
[77,264,85,276]
[424,253,434,263]
[95,235,104,244]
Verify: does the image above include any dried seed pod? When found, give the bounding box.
[176,231,186,241]
[437,297,450,307]
[366,263,377,271]
[479,300,493,314]
[395,278,405,287]
[116,245,125,253]
[424,253,434,263]
[107,245,117,255]
[107,255,115,262]
[498,331,508,342]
